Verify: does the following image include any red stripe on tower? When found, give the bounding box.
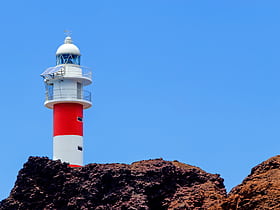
[54,103,83,136]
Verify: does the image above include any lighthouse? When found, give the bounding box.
[41,35,92,167]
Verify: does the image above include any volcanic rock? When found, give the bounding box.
[0,157,226,209]
[214,155,280,210]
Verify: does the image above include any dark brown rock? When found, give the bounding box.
[214,155,280,210]
[0,157,226,210]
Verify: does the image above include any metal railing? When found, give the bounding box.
[82,70,92,80]
[65,64,92,80]
[46,89,91,102]
[41,64,92,81]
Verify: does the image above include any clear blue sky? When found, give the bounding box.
[1,0,280,200]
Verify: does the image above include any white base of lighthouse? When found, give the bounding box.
[53,135,83,167]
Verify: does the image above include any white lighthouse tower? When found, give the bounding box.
[41,35,92,167]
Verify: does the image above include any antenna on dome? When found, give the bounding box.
[64,30,72,37]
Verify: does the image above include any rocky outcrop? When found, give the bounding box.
[0,157,226,210]
[215,155,280,210]
[3,155,280,209]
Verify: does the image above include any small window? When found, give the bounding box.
[77,82,82,99]
[78,146,83,151]
[77,117,83,122]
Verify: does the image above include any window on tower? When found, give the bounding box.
[56,54,80,65]
[45,83,54,100]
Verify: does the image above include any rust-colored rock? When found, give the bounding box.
[0,157,226,209]
[215,155,280,210]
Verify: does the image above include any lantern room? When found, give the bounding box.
[56,36,81,65]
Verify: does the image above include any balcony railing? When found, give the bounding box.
[41,64,92,81]
[45,89,91,102]
[81,69,92,80]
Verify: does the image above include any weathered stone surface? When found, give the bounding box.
[3,155,280,209]
[214,155,280,210]
[0,157,226,210]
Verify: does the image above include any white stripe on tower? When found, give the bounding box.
[53,135,83,167]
